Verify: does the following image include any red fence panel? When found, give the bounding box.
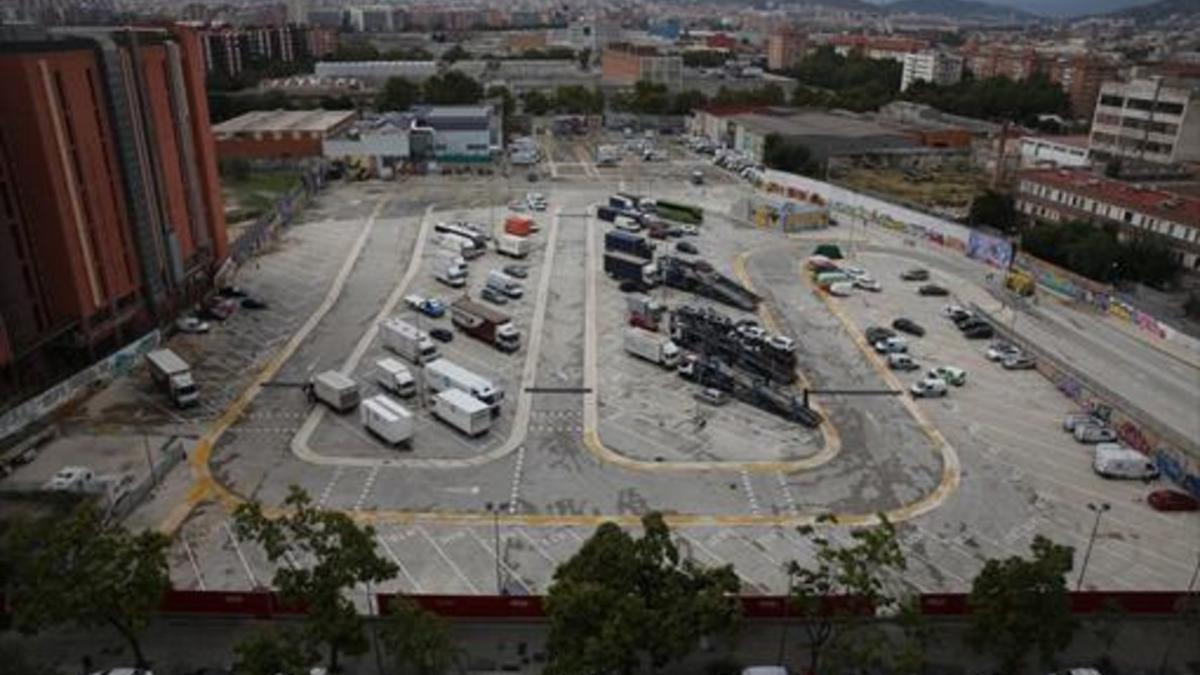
[158,590,308,617]
[920,593,970,616]
[379,594,547,619]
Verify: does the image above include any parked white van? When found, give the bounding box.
[1093,444,1158,480]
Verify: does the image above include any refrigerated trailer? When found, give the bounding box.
[432,389,492,436]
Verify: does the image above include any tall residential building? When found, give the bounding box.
[0,26,226,387]
[900,51,964,91]
[1089,77,1200,166]
[601,43,682,89]
[766,28,806,72]
[1058,54,1118,120]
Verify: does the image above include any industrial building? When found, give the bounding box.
[1088,77,1200,167]
[323,105,500,169]
[213,109,359,159]
[600,43,682,89]
[0,26,227,392]
[724,108,919,164]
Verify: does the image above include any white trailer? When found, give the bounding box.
[486,270,524,299]
[424,358,504,414]
[496,234,531,258]
[433,232,484,259]
[432,389,492,436]
[375,358,416,397]
[313,370,361,412]
[623,327,680,368]
[146,348,198,407]
[360,394,414,445]
[381,318,439,364]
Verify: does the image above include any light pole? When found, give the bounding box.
[485,501,504,595]
[1076,502,1111,591]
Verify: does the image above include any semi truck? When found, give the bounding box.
[434,256,467,288]
[381,318,439,364]
[604,251,658,287]
[375,358,416,398]
[605,231,654,259]
[360,394,413,446]
[450,298,521,352]
[424,358,504,415]
[486,270,524,299]
[626,294,665,331]
[432,389,492,436]
[146,348,198,408]
[624,327,680,368]
[496,234,531,258]
[312,370,361,412]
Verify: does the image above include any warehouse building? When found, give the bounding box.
[324,104,500,170]
[213,109,359,159]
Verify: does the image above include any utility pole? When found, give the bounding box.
[485,501,504,595]
[1076,502,1111,591]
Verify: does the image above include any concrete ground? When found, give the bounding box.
[24,135,1197,600]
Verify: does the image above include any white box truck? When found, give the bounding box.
[312,370,361,412]
[375,358,416,398]
[424,359,504,415]
[434,256,467,288]
[381,318,439,364]
[623,327,680,368]
[360,394,414,446]
[496,234,531,258]
[486,270,524,299]
[432,388,492,436]
[146,348,199,407]
[433,231,484,259]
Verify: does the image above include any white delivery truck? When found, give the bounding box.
[146,348,199,407]
[375,358,416,397]
[434,256,467,288]
[312,370,361,412]
[424,359,504,415]
[1093,443,1159,480]
[486,270,524,299]
[360,394,414,446]
[496,234,531,258]
[434,232,484,259]
[432,389,492,436]
[381,318,439,364]
[623,327,680,368]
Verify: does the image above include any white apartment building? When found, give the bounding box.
[1019,135,1092,169]
[1089,77,1200,166]
[900,51,964,92]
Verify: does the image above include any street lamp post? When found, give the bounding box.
[1076,502,1111,591]
[485,501,504,595]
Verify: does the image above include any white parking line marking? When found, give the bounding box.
[375,529,420,592]
[181,534,206,591]
[517,528,560,567]
[509,446,525,514]
[775,471,798,517]
[678,532,759,590]
[740,470,761,516]
[223,521,259,588]
[416,525,479,593]
[318,465,345,508]
[467,527,534,595]
[355,465,381,511]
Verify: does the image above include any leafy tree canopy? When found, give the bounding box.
[381,597,459,675]
[763,133,821,177]
[422,71,484,105]
[377,76,421,112]
[233,628,320,675]
[969,190,1019,234]
[544,512,741,675]
[904,73,1069,123]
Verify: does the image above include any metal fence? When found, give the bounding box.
[226,163,331,270]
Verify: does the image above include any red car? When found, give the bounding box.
[1148,489,1199,512]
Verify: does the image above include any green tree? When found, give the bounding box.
[903,74,1069,123]
[0,637,62,675]
[969,190,1018,233]
[682,50,729,68]
[763,133,820,177]
[234,486,398,673]
[422,71,484,105]
[522,90,553,116]
[577,48,592,70]
[233,628,320,675]
[332,41,380,62]
[380,596,459,675]
[670,89,709,116]
[381,46,434,61]
[486,85,516,119]
[440,44,472,64]
[7,505,170,669]
[553,85,605,114]
[544,512,740,675]
[965,535,1077,673]
[626,80,673,115]
[787,515,908,674]
[377,76,420,112]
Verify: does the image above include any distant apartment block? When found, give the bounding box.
[1089,78,1200,166]
[601,43,682,89]
[767,29,806,72]
[822,34,927,63]
[0,26,227,385]
[1048,54,1118,120]
[960,43,1041,82]
[1016,169,1200,272]
[200,24,338,78]
[900,51,964,91]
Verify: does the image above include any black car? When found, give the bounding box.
[900,268,930,281]
[503,265,529,279]
[666,228,685,238]
[918,284,949,296]
[865,326,896,344]
[430,328,454,343]
[957,317,990,332]
[218,285,248,298]
[676,241,699,255]
[953,313,981,328]
[892,318,925,337]
[963,324,995,339]
[241,296,268,310]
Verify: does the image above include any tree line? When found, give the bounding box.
[0,487,1146,675]
[1021,218,1182,289]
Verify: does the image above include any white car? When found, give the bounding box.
[910,377,948,398]
[927,366,967,386]
[853,277,882,292]
[767,335,796,352]
[842,266,867,278]
[175,316,210,334]
[985,341,1021,361]
[738,325,767,341]
[942,304,970,317]
[828,281,855,296]
[680,224,699,235]
[873,336,908,354]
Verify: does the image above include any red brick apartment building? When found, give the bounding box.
[0,25,227,394]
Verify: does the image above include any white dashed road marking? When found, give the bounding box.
[740,470,761,516]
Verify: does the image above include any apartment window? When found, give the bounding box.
[1156,101,1184,115]
[1099,94,1123,107]
[1127,98,1154,112]
[1123,211,1133,223]
[1095,113,1121,126]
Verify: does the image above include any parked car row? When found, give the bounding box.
[176,285,270,336]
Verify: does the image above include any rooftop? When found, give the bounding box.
[1021,135,1090,149]
[1021,168,1200,226]
[212,109,358,135]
